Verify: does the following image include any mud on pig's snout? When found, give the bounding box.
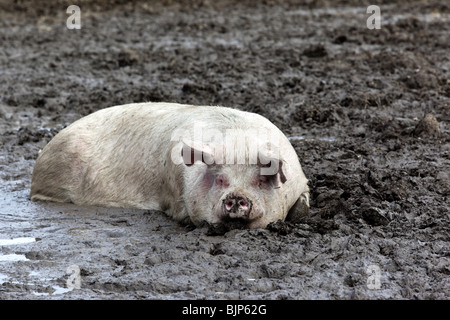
[222,193,253,219]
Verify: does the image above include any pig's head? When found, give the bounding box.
[178,138,291,231]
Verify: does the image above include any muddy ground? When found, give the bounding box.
[0,0,449,300]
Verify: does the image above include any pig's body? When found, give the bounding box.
[30,103,309,229]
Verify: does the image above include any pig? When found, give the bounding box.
[30,102,309,230]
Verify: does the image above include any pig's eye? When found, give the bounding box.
[258,174,277,189]
[215,175,229,188]
[258,175,269,189]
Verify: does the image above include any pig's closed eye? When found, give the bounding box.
[215,175,229,188]
[258,175,271,189]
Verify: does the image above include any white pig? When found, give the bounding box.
[30,103,309,229]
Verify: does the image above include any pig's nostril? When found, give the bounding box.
[222,194,253,219]
[238,199,248,209]
[225,200,235,211]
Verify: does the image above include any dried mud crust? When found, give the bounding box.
[0,0,449,299]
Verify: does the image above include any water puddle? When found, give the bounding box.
[0,237,38,262]
[0,272,8,283]
[32,286,73,296]
[288,135,336,142]
[0,254,29,262]
[0,237,37,246]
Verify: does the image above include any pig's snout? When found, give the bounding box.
[222,194,252,219]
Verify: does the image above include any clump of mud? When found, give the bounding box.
[413,114,441,138]
[267,217,338,236]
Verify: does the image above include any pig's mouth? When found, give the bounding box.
[206,217,250,236]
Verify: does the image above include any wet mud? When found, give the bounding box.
[0,0,449,299]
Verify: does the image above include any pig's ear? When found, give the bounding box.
[278,161,288,184]
[180,139,216,166]
[258,154,290,184]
